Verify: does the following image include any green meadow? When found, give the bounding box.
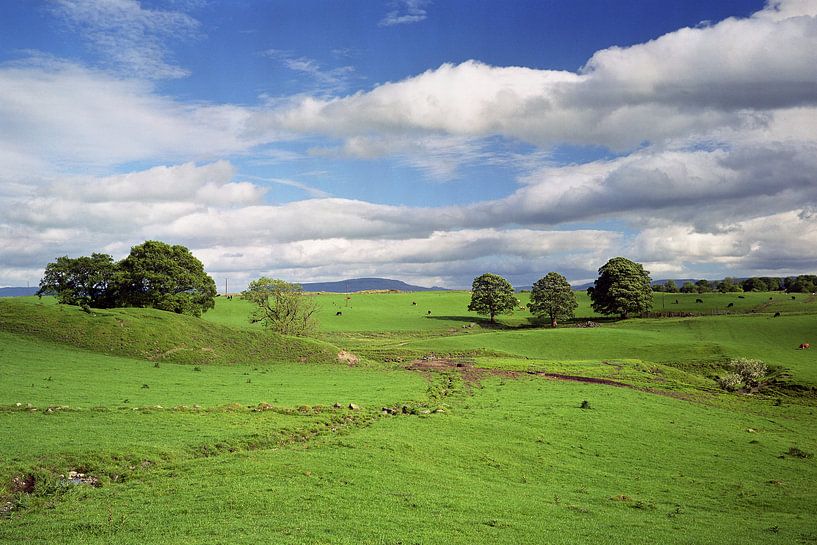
[1,292,816,544]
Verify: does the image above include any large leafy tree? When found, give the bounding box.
[241,277,318,336]
[467,273,519,323]
[587,257,653,319]
[528,272,577,327]
[37,253,119,308]
[117,241,217,316]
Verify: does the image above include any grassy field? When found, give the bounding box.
[1,293,816,544]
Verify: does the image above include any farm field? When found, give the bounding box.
[1,293,816,544]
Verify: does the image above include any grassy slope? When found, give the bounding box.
[2,295,816,544]
[405,314,817,384]
[0,298,340,366]
[3,378,815,544]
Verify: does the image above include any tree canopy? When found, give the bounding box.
[117,241,217,316]
[37,241,216,316]
[241,277,318,336]
[38,253,119,308]
[467,273,519,323]
[587,257,653,318]
[528,272,577,327]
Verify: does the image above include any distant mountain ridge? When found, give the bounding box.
[0,287,38,297]
[299,278,447,293]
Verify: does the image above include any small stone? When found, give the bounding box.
[747,428,757,433]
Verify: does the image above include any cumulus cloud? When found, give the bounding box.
[262,0,817,154]
[3,0,817,288]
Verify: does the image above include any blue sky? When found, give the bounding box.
[1,0,816,289]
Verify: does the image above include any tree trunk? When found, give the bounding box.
[550,316,557,328]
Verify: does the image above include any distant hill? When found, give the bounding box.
[0,287,38,297]
[299,278,447,293]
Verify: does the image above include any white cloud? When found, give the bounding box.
[0,58,259,171]
[52,0,200,79]
[262,1,817,156]
[379,0,430,27]
[263,50,357,93]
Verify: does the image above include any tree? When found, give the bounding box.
[717,277,742,293]
[528,272,577,327]
[37,253,119,307]
[664,279,679,293]
[467,273,519,323]
[785,275,817,293]
[587,257,652,318]
[695,279,713,293]
[117,241,217,316]
[680,281,696,293]
[741,277,769,292]
[241,277,318,336]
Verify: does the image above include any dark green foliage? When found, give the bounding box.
[587,257,653,318]
[695,279,713,293]
[37,253,119,308]
[717,277,742,293]
[785,275,817,293]
[38,241,217,316]
[241,277,319,336]
[742,277,769,292]
[528,272,577,327]
[467,273,519,323]
[118,241,217,317]
[680,281,696,293]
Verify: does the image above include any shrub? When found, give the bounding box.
[730,358,768,383]
[717,358,768,391]
[716,373,744,391]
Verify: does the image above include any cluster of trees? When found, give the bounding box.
[468,257,653,324]
[653,275,817,294]
[38,241,217,316]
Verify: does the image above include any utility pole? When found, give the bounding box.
[224,277,228,296]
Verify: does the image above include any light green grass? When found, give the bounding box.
[2,294,816,544]
[2,378,815,544]
[0,298,340,366]
[405,314,817,384]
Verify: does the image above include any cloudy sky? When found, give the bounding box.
[1,0,816,289]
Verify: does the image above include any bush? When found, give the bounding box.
[730,358,768,383]
[717,358,768,391]
[716,373,744,391]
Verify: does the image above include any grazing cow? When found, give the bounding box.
[427,310,432,315]
[695,298,703,304]
[773,311,781,318]
[727,302,734,308]
[336,311,342,316]
[738,295,745,299]
[412,301,416,305]
[791,296,796,300]
[799,343,811,349]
